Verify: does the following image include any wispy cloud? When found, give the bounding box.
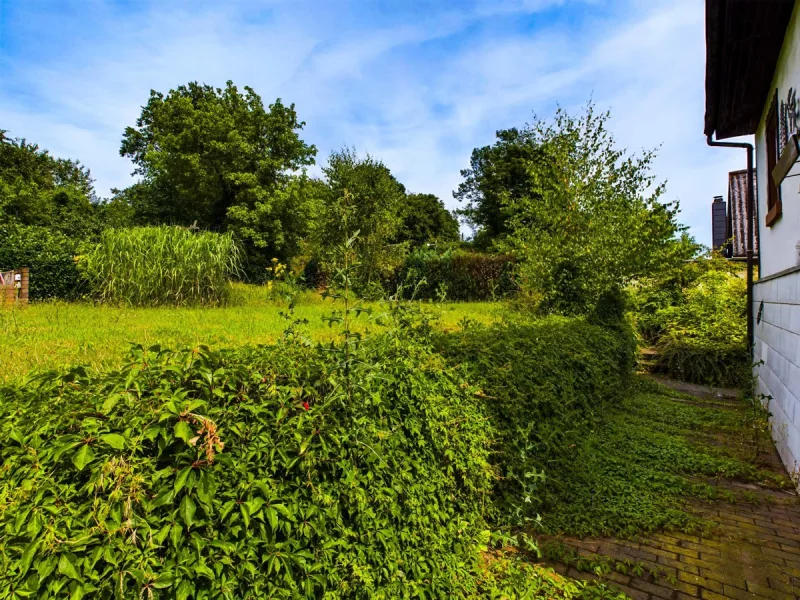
[0,0,741,245]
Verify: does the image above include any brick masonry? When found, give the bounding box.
[753,270,800,478]
[541,380,800,600]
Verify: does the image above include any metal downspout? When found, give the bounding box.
[706,135,755,360]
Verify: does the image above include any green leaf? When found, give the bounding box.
[99,433,125,450]
[174,467,192,494]
[153,574,175,589]
[18,541,39,578]
[176,579,194,600]
[57,554,81,582]
[174,421,193,444]
[101,394,121,414]
[179,495,196,529]
[265,506,278,532]
[72,444,94,471]
[170,523,183,549]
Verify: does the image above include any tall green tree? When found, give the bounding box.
[119,81,316,230]
[454,127,550,247]
[396,193,460,248]
[0,130,98,236]
[494,104,687,315]
[319,148,407,292]
[227,174,326,278]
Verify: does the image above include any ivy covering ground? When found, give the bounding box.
[0,303,629,599]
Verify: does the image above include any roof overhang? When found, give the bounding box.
[704,0,794,139]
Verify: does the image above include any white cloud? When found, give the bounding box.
[0,0,736,246]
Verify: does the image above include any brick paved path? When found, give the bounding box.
[545,379,800,600]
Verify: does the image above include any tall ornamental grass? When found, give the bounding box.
[80,226,240,307]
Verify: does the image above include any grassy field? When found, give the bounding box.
[0,284,501,384]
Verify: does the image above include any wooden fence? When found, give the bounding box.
[0,267,29,306]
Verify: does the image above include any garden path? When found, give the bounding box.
[545,377,800,600]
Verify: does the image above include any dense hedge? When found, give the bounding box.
[651,271,748,388]
[0,307,634,597]
[0,223,86,301]
[394,250,519,301]
[439,316,636,523]
[0,332,495,598]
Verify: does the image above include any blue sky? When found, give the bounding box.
[0,0,749,245]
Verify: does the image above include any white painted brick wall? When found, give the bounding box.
[754,270,800,477]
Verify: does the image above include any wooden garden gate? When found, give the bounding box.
[0,267,29,305]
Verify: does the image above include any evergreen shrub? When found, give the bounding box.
[0,223,86,301]
[395,249,519,301]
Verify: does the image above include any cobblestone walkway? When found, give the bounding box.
[545,378,800,600]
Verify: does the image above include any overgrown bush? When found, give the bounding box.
[654,270,748,387]
[395,249,519,301]
[439,316,636,524]
[79,226,241,307]
[0,324,500,597]
[0,223,87,300]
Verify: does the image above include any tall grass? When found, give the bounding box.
[80,226,241,306]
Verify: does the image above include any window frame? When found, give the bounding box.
[766,89,783,227]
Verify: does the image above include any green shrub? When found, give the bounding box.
[0,327,498,598]
[395,249,519,301]
[439,316,635,524]
[654,271,748,387]
[79,226,241,307]
[0,223,87,300]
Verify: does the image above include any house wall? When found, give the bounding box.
[755,0,800,278]
[753,271,800,476]
[753,1,800,480]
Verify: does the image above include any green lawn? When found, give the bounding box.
[0,284,501,384]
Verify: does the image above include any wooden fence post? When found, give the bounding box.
[20,267,29,305]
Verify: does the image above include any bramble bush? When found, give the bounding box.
[0,299,635,597]
[0,320,498,598]
[628,254,749,387]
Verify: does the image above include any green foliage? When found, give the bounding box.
[226,175,326,281]
[460,103,687,315]
[317,149,407,294]
[627,242,723,343]
[396,193,460,248]
[439,316,636,525]
[79,226,241,307]
[0,130,98,238]
[396,248,519,301]
[0,323,498,597]
[118,80,317,274]
[455,125,545,246]
[538,380,789,538]
[477,552,624,599]
[654,269,749,387]
[0,223,87,301]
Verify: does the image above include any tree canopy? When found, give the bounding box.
[120,80,317,228]
[0,130,97,236]
[319,148,408,291]
[493,104,689,314]
[397,193,460,248]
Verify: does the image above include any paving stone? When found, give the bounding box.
[610,583,651,600]
[679,571,724,594]
[746,581,797,600]
[629,578,676,599]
